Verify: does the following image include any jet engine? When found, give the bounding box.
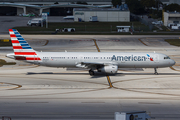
[98,65,118,74]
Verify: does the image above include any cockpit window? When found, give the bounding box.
[164,56,170,59]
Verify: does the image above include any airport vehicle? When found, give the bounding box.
[115,111,150,120]
[7,29,175,75]
[171,25,180,30]
[116,26,130,32]
[62,28,75,32]
[89,16,98,22]
[63,16,74,19]
[27,18,45,26]
[19,13,35,17]
[152,21,163,25]
[168,23,180,28]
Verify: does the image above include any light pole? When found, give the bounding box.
[155,0,159,11]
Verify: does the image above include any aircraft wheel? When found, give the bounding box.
[89,70,94,76]
[154,72,159,75]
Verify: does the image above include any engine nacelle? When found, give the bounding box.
[98,65,118,74]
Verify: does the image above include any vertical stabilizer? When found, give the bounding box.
[9,29,41,61]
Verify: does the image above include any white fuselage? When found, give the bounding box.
[32,52,175,68]
[7,29,176,75]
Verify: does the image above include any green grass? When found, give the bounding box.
[165,39,180,47]
[12,22,180,35]
[161,25,168,31]
[149,14,159,19]
[0,59,16,67]
[134,32,180,35]
[0,39,12,47]
[13,22,149,32]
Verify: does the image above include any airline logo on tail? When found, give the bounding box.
[9,29,41,61]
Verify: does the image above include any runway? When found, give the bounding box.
[0,35,180,120]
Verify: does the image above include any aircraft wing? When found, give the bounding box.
[76,62,117,69]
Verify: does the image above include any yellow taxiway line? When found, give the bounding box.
[92,39,113,88]
[93,39,101,52]
[138,38,148,46]
[0,82,22,90]
[106,76,113,88]
[170,66,180,72]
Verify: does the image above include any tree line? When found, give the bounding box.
[112,0,180,14]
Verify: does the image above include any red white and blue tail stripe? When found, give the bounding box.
[9,29,41,61]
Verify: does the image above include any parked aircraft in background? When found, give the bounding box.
[6,29,175,75]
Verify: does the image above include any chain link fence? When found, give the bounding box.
[131,13,154,31]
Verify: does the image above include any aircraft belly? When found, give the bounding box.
[45,61,58,67]
[117,61,167,68]
[65,60,77,67]
[118,61,150,68]
[44,60,65,67]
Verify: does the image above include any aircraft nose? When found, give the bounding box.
[170,59,176,66]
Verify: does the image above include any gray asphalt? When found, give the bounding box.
[1,35,180,120]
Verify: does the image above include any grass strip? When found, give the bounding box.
[165,39,180,47]
[0,59,16,67]
[0,39,12,47]
[13,22,151,32]
[12,21,180,35]
[9,31,180,35]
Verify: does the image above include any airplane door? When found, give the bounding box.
[154,54,159,63]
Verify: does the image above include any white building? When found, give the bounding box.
[73,8,130,22]
[0,2,112,16]
[163,11,180,26]
[161,0,180,5]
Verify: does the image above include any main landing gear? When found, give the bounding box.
[154,68,158,75]
[89,69,94,76]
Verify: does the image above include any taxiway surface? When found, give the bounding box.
[0,35,180,120]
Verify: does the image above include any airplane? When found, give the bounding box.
[6,29,176,75]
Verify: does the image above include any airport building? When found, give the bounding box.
[0,0,112,16]
[161,0,180,5]
[0,0,180,16]
[163,11,180,26]
[73,8,130,22]
[0,0,179,4]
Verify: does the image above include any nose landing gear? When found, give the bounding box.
[154,68,158,75]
